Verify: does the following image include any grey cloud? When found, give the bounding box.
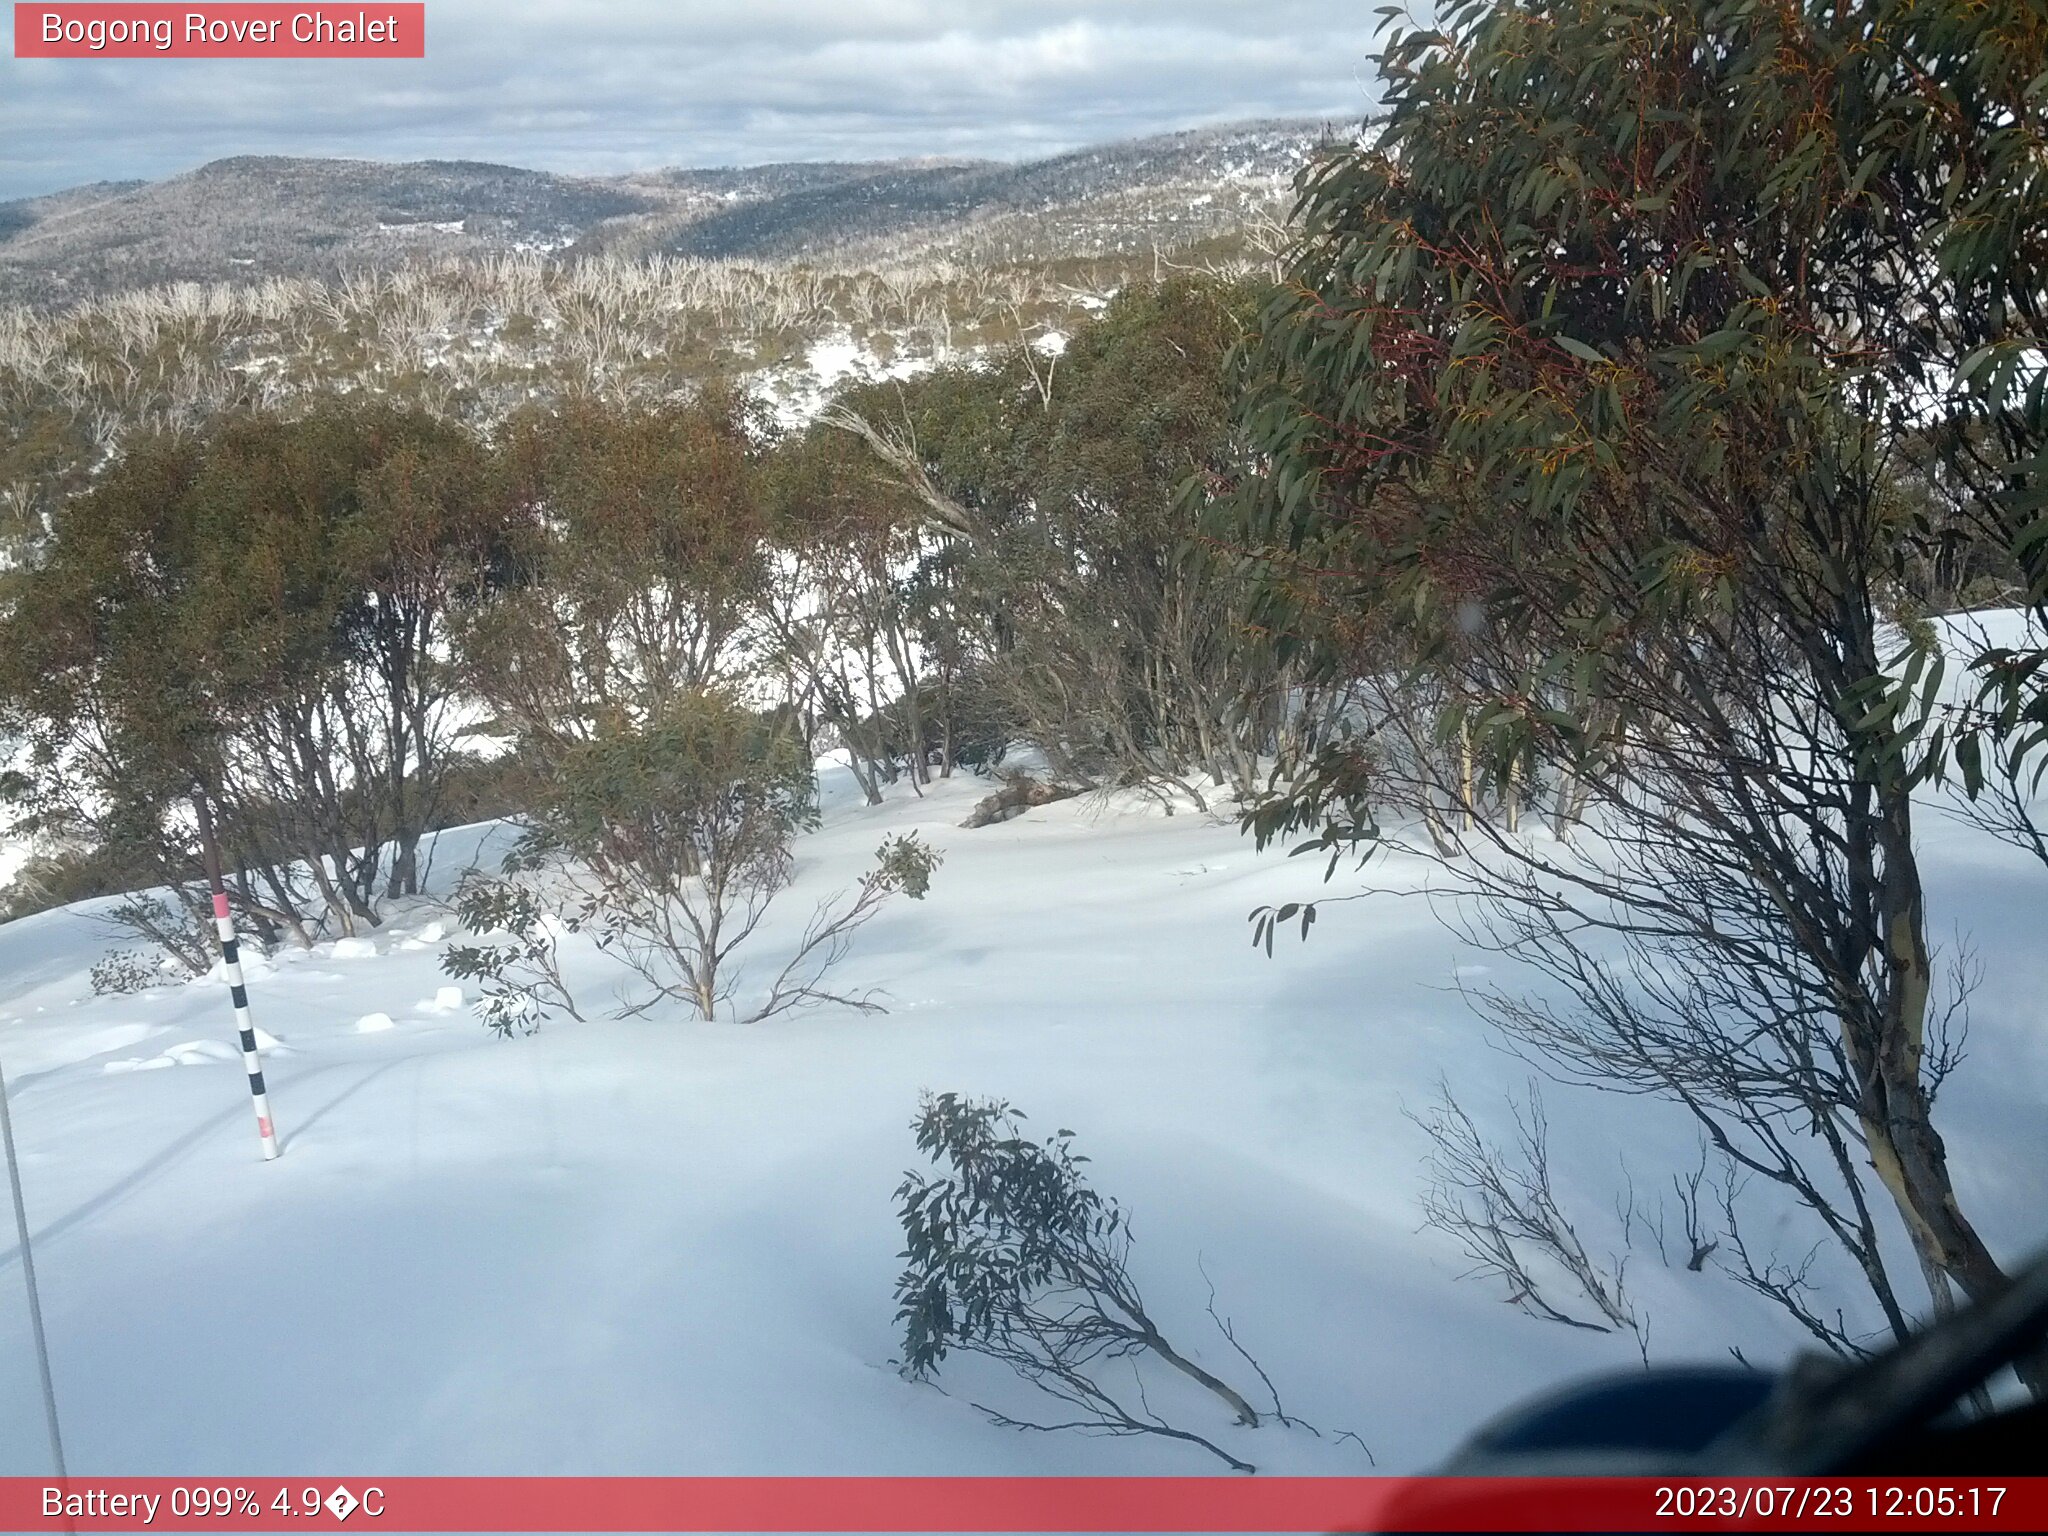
[1,1,1379,198]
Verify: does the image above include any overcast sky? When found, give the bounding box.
[1,1,1384,202]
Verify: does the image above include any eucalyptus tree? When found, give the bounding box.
[1226,0,2047,1359]
[1,400,506,944]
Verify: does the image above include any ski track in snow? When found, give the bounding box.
[1,753,2045,1476]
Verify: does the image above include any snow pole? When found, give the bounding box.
[1,1056,69,1486]
[193,789,280,1161]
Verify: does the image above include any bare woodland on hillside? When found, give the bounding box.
[0,119,1323,305]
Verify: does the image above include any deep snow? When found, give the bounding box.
[2,755,2045,1478]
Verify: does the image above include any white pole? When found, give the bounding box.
[0,1056,68,1481]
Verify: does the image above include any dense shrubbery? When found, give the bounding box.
[816,279,1345,808]
[1,282,1290,1001]
[0,399,513,951]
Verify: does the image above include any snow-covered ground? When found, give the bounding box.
[2,758,2045,1477]
[753,327,946,430]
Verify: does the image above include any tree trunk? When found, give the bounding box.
[1459,717,1475,833]
[1851,781,2038,1394]
[1138,1324,1260,1427]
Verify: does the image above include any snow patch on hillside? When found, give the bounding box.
[753,326,945,428]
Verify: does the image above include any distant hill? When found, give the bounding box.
[0,179,149,246]
[633,120,1333,261]
[0,158,663,305]
[0,119,1341,306]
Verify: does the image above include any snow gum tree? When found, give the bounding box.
[506,689,938,1023]
[0,399,507,947]
[1224,0,2047,1374]
[826,280,1339,807]
[454,389,770,762]
[757,419,949,804]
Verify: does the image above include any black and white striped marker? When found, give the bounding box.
[194,792,280,1161]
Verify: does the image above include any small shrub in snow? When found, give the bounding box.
[442,870,585,1036]
[873,833,941,899]
[725,830,942,1021]
[895,1092,1296,1473]
[514,693,940,1022]
[1411,1082,1646,1359]
[90,949,168,996]
[102,891,215,978]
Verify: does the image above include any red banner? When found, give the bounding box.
[0,1477,2043,1532]
[13,5,424,58]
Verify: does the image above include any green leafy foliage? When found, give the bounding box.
[0,396,511,938]
[819,279,1303,803]
[455,389,770,758]
[442,870,584,1035]
[872,833,941,900]
[1217,0,2047,1335]
[894,1092,1128,1378]
[526,691,817,893]
[1225,0,2046,806]
[892,1091,1283,1470]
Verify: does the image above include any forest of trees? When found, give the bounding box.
[0,0,2043,1401]
[0,278,1298,1012]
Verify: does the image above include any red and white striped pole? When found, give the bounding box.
[193,789,280,1161]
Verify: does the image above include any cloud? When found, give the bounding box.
[0,1,1379,199]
